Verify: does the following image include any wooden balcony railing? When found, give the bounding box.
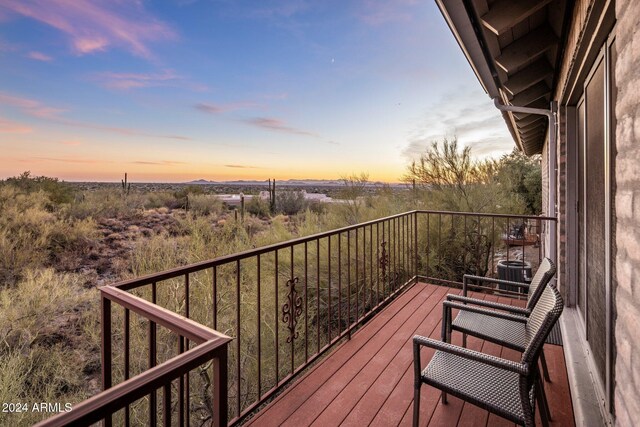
[36,210,555,427]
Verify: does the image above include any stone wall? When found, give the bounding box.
[553,0,594,294]
[557,106,567,298]
[554,0,595,101]
[614,0,640,424]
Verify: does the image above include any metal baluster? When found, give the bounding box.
[291,246,295,374]
[304,242,309,362]
[124,308,130,427]
[327,237,331,343]
[257,255,262,398]
[101,295,112,427]
[150,282,157,426]
[236,260,241,418]
[275,250,279,385]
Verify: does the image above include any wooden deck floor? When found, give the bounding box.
[245,282,574,427]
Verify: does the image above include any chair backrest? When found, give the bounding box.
[525,258,556,311]
[521,284,564,365]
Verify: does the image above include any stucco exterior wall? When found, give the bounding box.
[613,0,640,425]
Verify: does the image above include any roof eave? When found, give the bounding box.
[434,0,526,153]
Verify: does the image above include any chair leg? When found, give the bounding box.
[442,391,448,404]
[413,384,421,427]
[462,333,467,348]
[540,349,551,382]
[536,375,552,425]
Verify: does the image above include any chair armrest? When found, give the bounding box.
[413,335,528,375]
[445,294,529,316]
[443,301,528,323]
[462,274,530,296]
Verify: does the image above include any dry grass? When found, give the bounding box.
[0,269,100,426]
[0,165,534,425]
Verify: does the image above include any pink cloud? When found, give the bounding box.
[26,51,53,61]
[74,37,108,54]
[0,92,65,118]
[356,0,418,26]
[94,69,207,92]
[0,91,192,140]
[0,117,31,133]
[0,0,177,58]
[224,164,262,169]
[130,160,187,166]
[195,101,259,114]
[60,139,81,146]
[244,117,317,137]
[32,156,104,164]
[60,118,192,140]
[195,103,224,114]
[96,69,179,90]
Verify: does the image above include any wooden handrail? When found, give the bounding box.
[34,338,230,427]
[100,285,228,344]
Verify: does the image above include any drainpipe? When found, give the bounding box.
[493,98,558,267]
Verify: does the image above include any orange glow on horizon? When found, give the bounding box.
[0,161,405,183]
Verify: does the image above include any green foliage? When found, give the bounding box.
[246,196,271,217]
[404,138,542,281]
[144,191,181,210]
[173,185,206,200]
[187,194,225,217]
[403,138,541,216]
[495,149,542,214]
[335,173,370,224]
[4,171,75,206]
[173,185,207,211]
[403,138,501,212]
[275,190,308,215]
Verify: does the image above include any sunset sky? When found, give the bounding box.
[0,0,513,183]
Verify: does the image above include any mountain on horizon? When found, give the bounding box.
[187,178,400,186]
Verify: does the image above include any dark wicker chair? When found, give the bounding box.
[413,284,563,427]
[444,258,556,381]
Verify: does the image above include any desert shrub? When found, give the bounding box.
[144,191,179,210]
[0,269,99,426]
[246,196,270,217]
[0,186,97,285]
[65,189,146,219]
[4,171,75,206]
[242,215,267,237]
[307,200,327,215]
[275,191,308,215]
[188,194,225,216]
[173,185,206,203]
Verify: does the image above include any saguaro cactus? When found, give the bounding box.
[240,192,245,221]
[121,173,131,196]
[268,178,276,213]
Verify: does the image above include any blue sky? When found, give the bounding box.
[0,0,513,182]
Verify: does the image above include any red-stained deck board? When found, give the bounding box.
[245,283,574,427]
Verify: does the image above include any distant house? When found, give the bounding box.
[258,190,335,203]
[435,0,638,424]
[213,194,253,207]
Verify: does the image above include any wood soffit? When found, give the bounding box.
[473,0,569,154]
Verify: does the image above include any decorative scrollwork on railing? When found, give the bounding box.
[379,241,389,279]
[282,277,303,343]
